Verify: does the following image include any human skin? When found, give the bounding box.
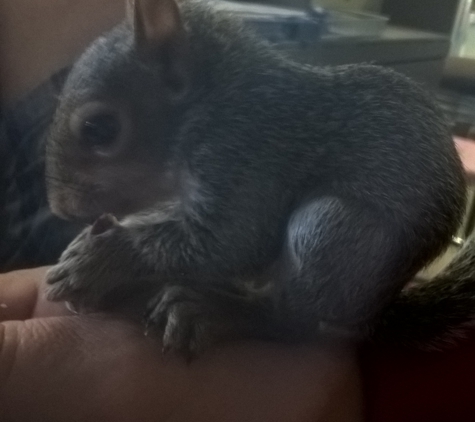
[0,268,363,422]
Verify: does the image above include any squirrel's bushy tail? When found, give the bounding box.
[374,234,475,349]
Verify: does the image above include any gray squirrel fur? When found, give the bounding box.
[44,0,468,354]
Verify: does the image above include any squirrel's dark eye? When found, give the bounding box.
[70,102,129,156]
[81,113,121,148]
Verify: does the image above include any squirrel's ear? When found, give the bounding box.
[127,0,183,46]
[127,0,189,100]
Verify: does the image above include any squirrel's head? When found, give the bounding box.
[46,0,192,222]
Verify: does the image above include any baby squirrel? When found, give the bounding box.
[44,0,468,355]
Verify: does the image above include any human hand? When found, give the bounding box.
[0,267,363,422]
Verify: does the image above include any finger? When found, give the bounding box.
[0,315,190,422]
[0,267,70,321]
[0,311,363,422]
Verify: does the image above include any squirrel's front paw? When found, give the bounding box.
[45,214,133,311]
